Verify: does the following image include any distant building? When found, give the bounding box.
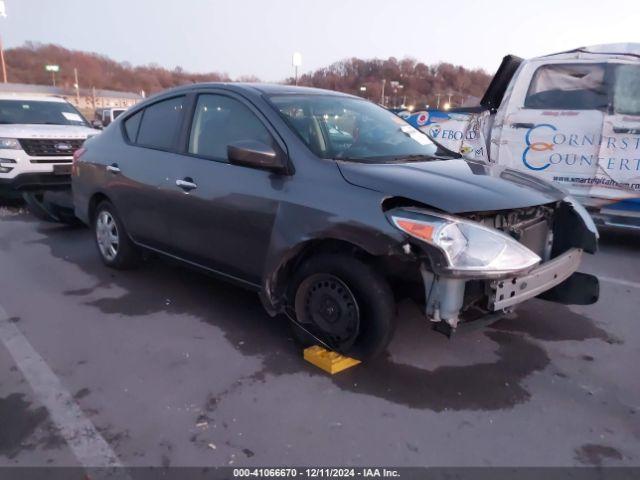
[460,95,482,108]
[0,82,142,115]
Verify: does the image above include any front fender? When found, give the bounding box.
[552,197,599,256]
[259,202,406,314]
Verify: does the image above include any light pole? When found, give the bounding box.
[45,64,59,87]
[73,67,80,105]
[390,81,403,109]
[292,52,302,86]
[0,0,8,83]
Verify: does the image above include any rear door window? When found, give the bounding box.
[136,96,185,150]
[188,94,273,161]
[524,63,609,110]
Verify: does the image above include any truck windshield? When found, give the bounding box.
[269,94,441,162]
[0,100,88,126]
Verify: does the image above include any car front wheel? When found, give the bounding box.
[289,254,396,360]
[93,201,140,269]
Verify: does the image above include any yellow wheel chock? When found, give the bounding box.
[303,345,361,374]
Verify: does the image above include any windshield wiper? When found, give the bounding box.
[386,154,439,162]
[335,154,454,163]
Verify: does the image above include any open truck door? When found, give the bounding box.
[480,55,523,112]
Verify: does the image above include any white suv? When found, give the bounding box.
[0,94,97,198]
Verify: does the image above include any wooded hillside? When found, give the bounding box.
[292,57,491,108]
[5,43,491,107]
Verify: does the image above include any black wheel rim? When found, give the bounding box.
[295,273,360,352]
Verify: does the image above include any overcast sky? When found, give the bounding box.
[3,0,638,81]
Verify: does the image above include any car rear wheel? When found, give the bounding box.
[94,201,140,269]
[289,254,396,360]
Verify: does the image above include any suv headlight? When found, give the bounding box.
[389,209,541,276]
[0,138,21,150]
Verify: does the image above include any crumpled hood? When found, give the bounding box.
[337,159,566,213]
[0,124,97,139]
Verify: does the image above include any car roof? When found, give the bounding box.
[153,82,358,99]
[233,83,356,97]
[0,94,69,103]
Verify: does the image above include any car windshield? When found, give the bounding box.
[269,94,443,162]
[0,100,88,126]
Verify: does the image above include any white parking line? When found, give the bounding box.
[0,304,127,471]
[598,276,640,289]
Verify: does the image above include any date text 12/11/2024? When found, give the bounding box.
[232,468,401,478]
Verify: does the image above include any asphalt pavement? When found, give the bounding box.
[0,203,638,467]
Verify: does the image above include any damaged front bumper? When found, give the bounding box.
[488,248,582,310]
[422,248,599,335]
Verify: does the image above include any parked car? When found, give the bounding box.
[72,83,599,359]
[403,43,640,230]
[0,94,96,201]
[92,107,127,129]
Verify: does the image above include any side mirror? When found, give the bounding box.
[227,140,288,173]
[91,120,103,130]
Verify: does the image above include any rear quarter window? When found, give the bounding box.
[123,110,142,142]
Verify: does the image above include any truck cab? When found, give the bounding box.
[404,44,640,230]
[92,107,127,129]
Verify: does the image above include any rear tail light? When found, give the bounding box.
[73,147,86,162]
[72,147,86,175]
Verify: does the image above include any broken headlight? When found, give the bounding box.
[389,209,541,276]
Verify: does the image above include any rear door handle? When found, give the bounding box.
[106,164,120,174]
[511,122,535,129]
[176,178,197,191]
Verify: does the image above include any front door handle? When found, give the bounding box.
[613,126,640,134]
[106,164,120,174]
[511,122,535,129]
[176,178,197,191]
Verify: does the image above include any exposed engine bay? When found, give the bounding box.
[464,204,556,261]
